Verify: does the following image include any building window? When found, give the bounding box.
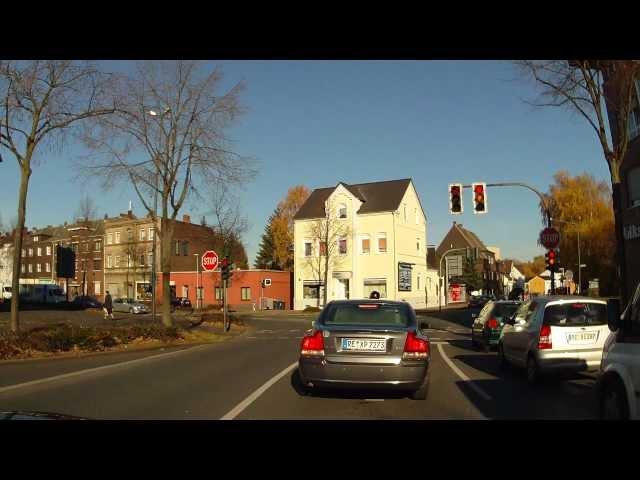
[416,237,421,252]
[46,246,51,256]
[338,204,347,219]
[107,233,113,245]
[36,263,42,273]
[21,264,25,273]
[21,249,25,257]
[148,227,154,240]
[71,243,78,253]
[83,242,89,252]
[628,166,640,208]
[629,101,640,140]
[107,255,112,268]
[241,287,251,301]
[147,253,153,267]
[377,233,387,253]
[363,279,387,298]
[181,241,189,256]
[28,248,33,257]
[127,228,133,242]
[127,254,132,268]
[361,235,370,254]
[45,262,50,273]
[304,241,312,257]
[28,264,33,273]
[33,236,38,242]
[93,259,101,271]
[94,241,101,252]
[115,256,120,268]
[215,287,222,300]
[417,274,421,291]
[37,247,42,256]
[319,241,327,256]
[94,281,101,296]
[338,238,347,255]
[115,232,121,244]
[139,229,146,241]
[139,254,146,266]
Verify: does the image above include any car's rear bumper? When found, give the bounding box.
[298,357,429,390]
[536,349,603,373]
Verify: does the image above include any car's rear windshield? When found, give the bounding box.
[493,303,520,319]
[323,303,411,327]
[543,302,607,327]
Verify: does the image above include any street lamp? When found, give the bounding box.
[553,218,582,294]
[146,106,171,320]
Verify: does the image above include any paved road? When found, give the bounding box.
[0,310,598,419]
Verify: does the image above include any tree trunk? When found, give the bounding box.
[612,182,628,306]
[160,217,174,327]
[10,161,32,333]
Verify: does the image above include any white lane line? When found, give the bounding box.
[221,361,298,420]
[0,345,210,395]
[436,343,492,402]
[289,329,300,333]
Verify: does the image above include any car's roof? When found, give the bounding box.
[327,299,409,307]
[534,295,606,304]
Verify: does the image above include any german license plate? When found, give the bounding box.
[341,338,387,352]
[566,332,597,344]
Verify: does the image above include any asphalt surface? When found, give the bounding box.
[0,308,599,419]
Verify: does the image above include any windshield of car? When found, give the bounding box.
[323,303,412,327]
[493,303,520,320]
[543,302,607,327]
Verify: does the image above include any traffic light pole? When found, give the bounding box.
[460,181,555,294]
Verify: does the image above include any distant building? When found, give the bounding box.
[487,246,501,260]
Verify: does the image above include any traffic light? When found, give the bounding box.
[221,256,233,281]
[545,249,558,272]
[472,182,487,214]
[449,183,463,215]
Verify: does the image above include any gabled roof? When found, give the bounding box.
[294,179,413,220]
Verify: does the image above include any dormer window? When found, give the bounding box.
[338,204,347,219]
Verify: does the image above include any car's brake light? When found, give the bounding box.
[300,330,324,357]
[403,331,429,360]
[358,304,379,309]
[487,318,499,329]
[538,324,552,350]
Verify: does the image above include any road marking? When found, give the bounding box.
[289,329,300,333]
[364,399,384,402]
[0,345,210,396]
[221,361,298,420]
[436,343,492,402]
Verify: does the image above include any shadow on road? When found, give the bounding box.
[289,369,412,400]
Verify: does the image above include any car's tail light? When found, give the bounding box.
[486,318,499,329]
[300,330,324,357]
[403,331,430,360]
[538,324,552,350]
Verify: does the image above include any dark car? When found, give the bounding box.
[72,295,103,309]
[471,300,521,352]
[171,297,192,309]
[297,300,431,400]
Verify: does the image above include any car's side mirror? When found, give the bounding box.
[607,298,621,333]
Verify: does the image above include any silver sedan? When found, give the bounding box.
[297,300,431,400]
[112,298,150,314]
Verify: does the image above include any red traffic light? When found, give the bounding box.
[451,185,460,195]
[474,184,484,194]
[449,183,463,215]
[472,182,487,214]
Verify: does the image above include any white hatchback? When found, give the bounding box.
[499,296,610,384]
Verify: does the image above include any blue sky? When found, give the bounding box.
[0,61,610,264]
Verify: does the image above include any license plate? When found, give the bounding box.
[566,332,597,344]
[341,338,387,352]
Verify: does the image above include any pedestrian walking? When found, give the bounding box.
[104,291,114,320]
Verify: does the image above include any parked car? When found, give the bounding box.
[112,298,150,314]
[596,283,640,420]
[171,297,192,308]
[296,300,431,400]
[471,300,521,352]
[72,295,102,309]
[498,296,609,385]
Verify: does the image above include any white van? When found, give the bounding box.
[597,284,640,420]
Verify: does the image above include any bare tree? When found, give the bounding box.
[75,194,97,222]
[516,60,640,302]
[80,61,255,326]
[304,199,351,307]
[205,179,249,260]
[0,60,115,332]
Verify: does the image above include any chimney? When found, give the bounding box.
[128,201,132,215]
[183,214,191,224]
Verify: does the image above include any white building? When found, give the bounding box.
[0,234,14,294]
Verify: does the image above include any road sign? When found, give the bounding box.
[540,227,560,249]
[201,250,219,272]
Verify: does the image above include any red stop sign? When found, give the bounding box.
[540,227,560,249]
[201,250,219,271]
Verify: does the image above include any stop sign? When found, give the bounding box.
[201,250,219,271]
[540,227,560,249]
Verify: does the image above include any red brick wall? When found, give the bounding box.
[156,270,292,310]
